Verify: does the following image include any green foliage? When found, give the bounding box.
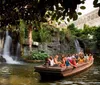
[73,12,78,20]
[0,0,86,28]
[67,23,99,54]
[32,30,40,42]
[68,24,96,39]
[19,19,26,44]
[78,12,82,15]
[39,25,52,43]
[24,28,28,38]
[67,23,81,37]
[93,0,100,7]
[59,29,66,42]
[94,26,100,48]
[67,18,70,22]
[0,29,3,32]
[80,6,86,10]
[82,24,96,37]
[67,23,76,30]
[27,51,49,60]
[59,28,71,43]
[95,26,100,40]
[32,23,52,43]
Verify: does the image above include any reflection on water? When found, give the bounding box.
[0,57,100,85]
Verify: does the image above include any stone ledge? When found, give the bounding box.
[23,59,44,63]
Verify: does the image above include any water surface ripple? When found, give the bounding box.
[0,57,100,85]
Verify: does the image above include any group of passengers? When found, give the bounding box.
[44,51,93,68]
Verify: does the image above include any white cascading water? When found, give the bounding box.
[15,43,20,60]
[3,31,20,64]
[74,39,82,53]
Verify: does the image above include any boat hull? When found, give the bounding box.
[34,59,94,79]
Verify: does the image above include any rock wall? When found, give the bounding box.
[23,37,77,56]
[0,31,5,54]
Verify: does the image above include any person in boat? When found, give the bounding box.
[60,54,71,67]
[43,57,50,67]
[88,54,93,61]
[67,54,72,61]
[49,56,55,66]
[84,54,89,62]
[65,56,70,67]
[75,53,79,63]
[78,53,85,64]
[53,55,61,66]
[60,55,66,67]
[79,50,84,56]
[70,54,77,68]
[67,54,77,68]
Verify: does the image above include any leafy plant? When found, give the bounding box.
[1,0,87,28]
[19,19,26,56]
[94,26,100,49]
[19,19,26,45]
[28,51,49,60]
[32,30,40,42]
[32,23,52,43]
[39,24,52,43]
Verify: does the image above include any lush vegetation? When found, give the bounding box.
[0,0,100,29]
[94,26,100,51]
[23,23,100,60]
[68,23,100,55]
[24,51,49,60]
[0,0,87,29]
[21,22,77,60]
[0,0,100,60]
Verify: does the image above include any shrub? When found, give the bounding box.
[26,51,49,60]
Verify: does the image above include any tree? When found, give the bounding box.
[67,23,82,37]
[0,0,86,28]
[93,0,100,16]
[94,26,100,49]
[19,19,25,55]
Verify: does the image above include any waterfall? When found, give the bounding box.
[3,31,12,56]
[3,31,20,64]
[74,39,82,53]
[15,43,20,60]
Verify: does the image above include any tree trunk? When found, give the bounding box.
[28,24,33,51]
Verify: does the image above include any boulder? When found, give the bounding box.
[0,55,6,63]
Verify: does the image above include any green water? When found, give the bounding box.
[0,57,100,85]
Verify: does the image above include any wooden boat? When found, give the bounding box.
[34,58,94,79]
